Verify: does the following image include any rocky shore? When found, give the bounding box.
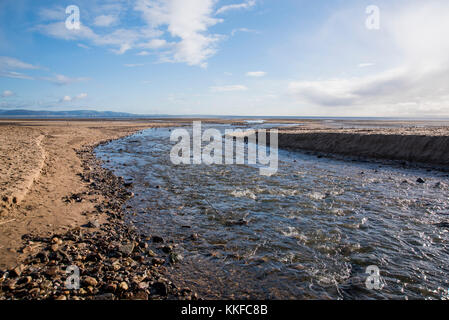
[0,140,197,300]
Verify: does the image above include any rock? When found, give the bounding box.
[162,245,173,253]
[85,220,100,228]
[119,243,135,256]
[151,282,167,296]
[152,236,164,243]
[55,295,67,300]
[93,293,115,300]
[169,252,183,264]
[83,276,98,287]
[436,222,449,228]
[51,237,63,245]
[416,178,425,184]
[36,251,49,263]
[434,182,447,189]
[45,266,60,277]
[29,287,40,295]
[137,282,149,290]
[152,258,165,266]
[17,276,32,285]
[190,233,199,241]
[105,283,117,292]
[133,290,148,300]
[119,281,128,291]
[146,249,156,257]
[10,264,24,277]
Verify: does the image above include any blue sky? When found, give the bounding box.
[1,0,449,117]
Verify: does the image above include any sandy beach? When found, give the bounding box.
[0,120,157,268]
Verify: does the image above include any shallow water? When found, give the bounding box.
[96,125,449,300]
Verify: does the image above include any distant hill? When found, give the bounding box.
[0,109,144,118]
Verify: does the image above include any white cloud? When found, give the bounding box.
[210,85,248,92]
[124,63,144,67]
[38,6,65,21]
[94,15,118,27]
[76,93,88,99]
[358,63,374,68]
[137,51,150,56]
[216,0,256,15]
[246,71,266,77]
[35,22,146,55]
[1,90,14,97]
[41,74,89,86]
[0,56,40,70]
[0,71,34,80]
[231,27,259,36]
[0,56,40,80]
[60,93,88,103]
[35,1,248,67]
[77,43,90,49]
[135,0,222,67]
[288,1,449,116]
[139,38,169,50]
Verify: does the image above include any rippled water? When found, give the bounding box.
[96,125,449,300]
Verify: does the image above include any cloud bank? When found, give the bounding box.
[288,1,449,115]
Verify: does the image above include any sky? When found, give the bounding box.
[1,0,449,117]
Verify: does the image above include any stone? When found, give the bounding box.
[119,281,128,291]
[190,233,199,241]
[146,249,156,257]
[105,283,117,292]
[83,276,98,287]
[11,264,24,277]
[137,282,149,290]
[93,293,115,300]
[45,266,60,277]
[169,252,183,264]
[86,220,100,228]
[162,245,173,253]
[152,236,164,243]
[133,290,148,300]
[416,178,425,184]
[51,237,63,245]
[152,258,165,266]
[119,243,135,256]
[151,282,167,296]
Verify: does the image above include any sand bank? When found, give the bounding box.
[276,126,449,167]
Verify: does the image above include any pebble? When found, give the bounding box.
[83,276,98,287]
[119,243,135,256]
[119,282,129,291]
[152,236,164,243]
[0,144,197,301]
